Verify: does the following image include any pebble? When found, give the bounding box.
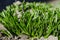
[54,37,58,40]
[39,37,45,40]
[0,23,7,30]
[48,35,54,40]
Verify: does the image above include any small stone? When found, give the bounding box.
[18,34,29,39]
[15,36,18,39]
[54,37,58,40]
[48,35,56,40]
[39,37,45,40]
[0,23,7,30]
[2,37,6,40]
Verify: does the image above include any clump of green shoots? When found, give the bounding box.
[0,2,60,39]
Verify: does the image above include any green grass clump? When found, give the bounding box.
[0,30,11,37]
[0,2,60,38]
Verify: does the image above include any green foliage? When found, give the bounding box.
[0,2,60,38]
[0,30,11,37]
